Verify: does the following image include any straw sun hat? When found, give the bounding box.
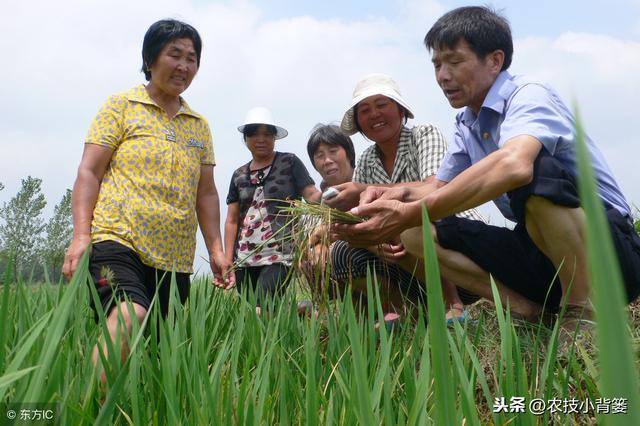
[237,107,288,139]
[340,73,414,136]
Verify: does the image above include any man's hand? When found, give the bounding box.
[324,182,365,211]
[333,199,421,247]
[358,185,411,205]
[62,235,92,280]
[210,251,235,289]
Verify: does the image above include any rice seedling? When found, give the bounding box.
[574,106,640,425]
[281,199,364,225]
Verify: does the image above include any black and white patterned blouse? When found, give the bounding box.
[227,152,316,265]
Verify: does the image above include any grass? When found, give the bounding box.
[1,112,639,424]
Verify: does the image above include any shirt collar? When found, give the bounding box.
[460,71,515,126]
[125,85,200,118]
[396,126,413,157]
[373,126,412,158]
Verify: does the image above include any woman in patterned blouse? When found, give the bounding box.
[222,107,320,314]
[62,19,230,381]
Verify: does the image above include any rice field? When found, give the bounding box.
[0,257,638,425]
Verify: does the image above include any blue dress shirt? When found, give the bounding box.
[436,71,630,221]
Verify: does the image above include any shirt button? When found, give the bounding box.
[482,132,490,140]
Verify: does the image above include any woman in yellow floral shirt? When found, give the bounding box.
[62,19,230,376]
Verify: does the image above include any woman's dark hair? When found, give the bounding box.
[242,124,277,140]
[141,19,202,81]
[353,100,408,134]
[307,124,356,169]
[424,6,513,71]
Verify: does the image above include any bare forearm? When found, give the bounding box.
[400,180,440,202]
[423,149,533,220]
[71,169,102,239]
[224,220,238,262]
[197,193,224,255]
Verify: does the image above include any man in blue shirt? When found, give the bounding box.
[334,6,640,341]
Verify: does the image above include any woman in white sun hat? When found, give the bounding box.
[326,73,484,325]
[221,107,321,313]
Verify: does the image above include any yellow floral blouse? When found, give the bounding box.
[85,85,214,273]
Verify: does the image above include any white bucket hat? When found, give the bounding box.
[340,73,414,136]
[238,107,288,139]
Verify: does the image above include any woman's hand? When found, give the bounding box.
[370,237,407,264]
[62,235,92,280]
[210,250,235,289]
[299,241,331,285]
[324,182,366,211]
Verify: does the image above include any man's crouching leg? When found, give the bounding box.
[523,196,590,306]
[523,196,595,344]
[400,226,543,320]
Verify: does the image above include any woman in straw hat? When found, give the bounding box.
[221,107,321,313]
[327,73,484,324]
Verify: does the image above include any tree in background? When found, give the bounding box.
[0,176,46,279]
[42,189,72,281]
[0,182,4,281]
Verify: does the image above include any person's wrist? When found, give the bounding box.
[406,200,424,227]
[72,233,91,243]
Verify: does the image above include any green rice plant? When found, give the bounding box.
[574,106,640,424]
[419,208,458,425]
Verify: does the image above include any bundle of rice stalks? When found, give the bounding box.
[280,199,364,224]
[278,200,364,304]
[207,199,362,304]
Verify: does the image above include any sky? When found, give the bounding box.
[1,0,640,274]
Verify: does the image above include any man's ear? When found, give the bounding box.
[488,49,505,73]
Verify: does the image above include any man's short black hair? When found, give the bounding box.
[424,6,513,71]
[141,19,202,81]
[307,124,356,170]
